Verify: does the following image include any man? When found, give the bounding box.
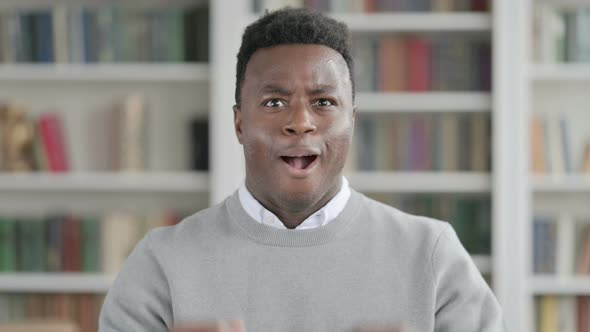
[99,8,505,332]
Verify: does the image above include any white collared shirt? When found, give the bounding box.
[238,177,351,230]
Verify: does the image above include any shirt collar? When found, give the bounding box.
[238,177,351,230]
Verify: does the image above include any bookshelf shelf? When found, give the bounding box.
[530,64,590,81]
[530,276,590,295]
[0,172,210,193]
[0,273,113,293]
[346,171,491,193]
[0,63,209,82]
[355,92,492,112]
[532,175,590,193]
[247,13,492,32]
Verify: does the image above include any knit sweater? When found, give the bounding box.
[99,190,505,332]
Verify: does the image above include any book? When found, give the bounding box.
[81,217,100,272]
[374,115,393,170]
[470,113,489,171]
[356,116,376,170]
[68,5,85,63]
[101,212,141,274]
[558,296,576,332]
[556,214,575,277]
[0,217,16,271]
[190,118,209,171]
[406,37,431,91]
[34,11,54,62]
[114,95,147,171]
[583,141,590,174]
[409,115,429,170]
[578,296,590,332]
[432,0,454,11]
[530,113,589,175]
[1,211,185,273]
[576,224,590,275]
[167,9,185,62]
[351,34,490,92]
[38,112,70,172]
[564,9,590,62]
[457,114,471,171]
[1,4,209,64]
[378,36,406,91]
[533,216,557,274]
[0,293,104,332]
[534,3,566,63]
[52,4,69,63]
[534,114,550,174]
[62,215,82,272]
[16,218,47,271]
[539,295,558,332]
[535,6,590,63]
[0,13,6,63]
[348,113,490,172]
[546,114,565,176]
[352,37,378,92]
[78,295,98,332]
[46,216,63,272]
[559,114,573,174]
[0,321,80,332]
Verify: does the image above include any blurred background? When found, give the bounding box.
[0,0,588,331]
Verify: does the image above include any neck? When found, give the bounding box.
[247,178,342,229]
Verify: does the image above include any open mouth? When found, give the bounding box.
[280,155,318,170]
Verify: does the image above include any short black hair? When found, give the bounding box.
[234,7,354,105]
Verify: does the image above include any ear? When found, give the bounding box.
[233,104,244,144]
[351,105,357,129]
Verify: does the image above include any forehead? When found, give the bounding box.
[244,44,349,87]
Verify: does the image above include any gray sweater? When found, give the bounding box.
[99,190,505,332]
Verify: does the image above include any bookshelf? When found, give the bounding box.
[347,172,491,193]
[0,0,213,328]
[0,172,209,193]
[530,64,590,81]
[0,273,113,293]
[0,0,536,331]
[0,63,209,82]
[533,175,590,193]
[531,276,590,296]
[522,0,590,331]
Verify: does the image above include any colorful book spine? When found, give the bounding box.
[0,217,16,271]
[38,113,69,173]
[406,37,431,91]
[62,215,82,272]
[34,11,54,62]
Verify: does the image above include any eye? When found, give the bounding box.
[263,99,286,108]
[313,99,335,107]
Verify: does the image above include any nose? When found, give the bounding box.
[282,103,317,136]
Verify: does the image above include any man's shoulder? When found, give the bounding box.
[147,199,230,248]
[359,193,450,241]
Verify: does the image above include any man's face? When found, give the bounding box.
[234,44,355,212]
